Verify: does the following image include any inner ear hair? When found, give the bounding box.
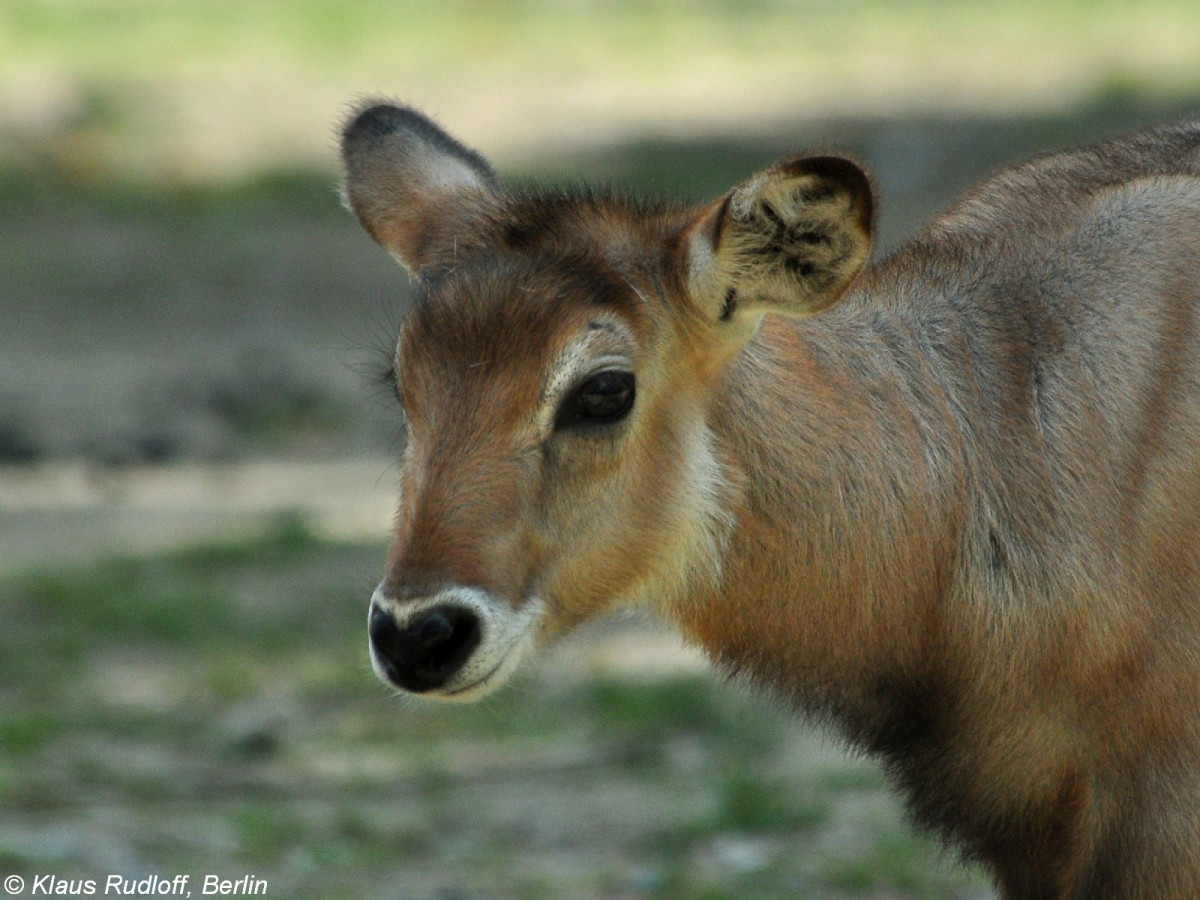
[691,154,873,322]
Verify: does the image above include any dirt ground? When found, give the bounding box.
[0,458,397,575]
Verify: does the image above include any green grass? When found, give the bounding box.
[233,803,309,865]
[0,712,62,758]
[823,832,965,897]
[715,766,832,833]
[4,515,332,671]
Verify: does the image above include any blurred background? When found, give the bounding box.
[1,1,1197,897]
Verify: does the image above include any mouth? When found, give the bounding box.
[435,660,509,701]
[421,604,542,701]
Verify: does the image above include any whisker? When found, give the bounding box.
[623,277,650,306]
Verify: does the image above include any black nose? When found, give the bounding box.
[369,602,483,693]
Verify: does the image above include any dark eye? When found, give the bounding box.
[557,370,635,429]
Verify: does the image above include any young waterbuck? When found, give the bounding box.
[341,103,1200,898]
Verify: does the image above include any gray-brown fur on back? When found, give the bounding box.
[767,123,1200,894]
[858,123,1200,593]
[929,120,1200,237]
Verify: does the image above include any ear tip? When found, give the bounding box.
[789,154,875,235]
[341,100,422,146]
[339,99,498,188]
[786,155,872,192]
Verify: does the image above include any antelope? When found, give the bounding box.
[341,103,1200,898]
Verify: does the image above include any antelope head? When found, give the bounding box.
[341,103,872,700]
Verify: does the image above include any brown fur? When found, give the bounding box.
[342,105,1200,898]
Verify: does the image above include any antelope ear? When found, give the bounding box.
[680,155,873,324]
[340,102,498,274]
